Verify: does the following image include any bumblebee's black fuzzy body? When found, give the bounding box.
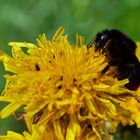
[88,29,140,90]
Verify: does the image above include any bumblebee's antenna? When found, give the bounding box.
[87,37,95,49]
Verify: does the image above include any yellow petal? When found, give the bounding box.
[53,120,64,140]
[0,131,25,140]
[52,26,64,42]
[66,114,81,140]
[0,102,20,119]
[136,42,140,61]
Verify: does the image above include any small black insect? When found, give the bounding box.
[87,29,140,90]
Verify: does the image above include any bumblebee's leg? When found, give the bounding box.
[93,65,110,82]
[101,65,110,75]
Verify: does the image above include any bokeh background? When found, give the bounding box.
[0,0,140,139]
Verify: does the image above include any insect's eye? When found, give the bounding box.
[94,33,109,51]
[100,34,108,42]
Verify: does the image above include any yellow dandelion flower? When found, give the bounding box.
[0,27,140,140]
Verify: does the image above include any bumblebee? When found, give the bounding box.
[87,29,140,90]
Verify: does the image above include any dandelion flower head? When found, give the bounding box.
[0,27,140,140]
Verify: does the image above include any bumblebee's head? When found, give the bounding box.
[94,30,111,52]
[94,29,137,54]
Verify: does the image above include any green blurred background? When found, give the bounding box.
[0,0,140,139]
